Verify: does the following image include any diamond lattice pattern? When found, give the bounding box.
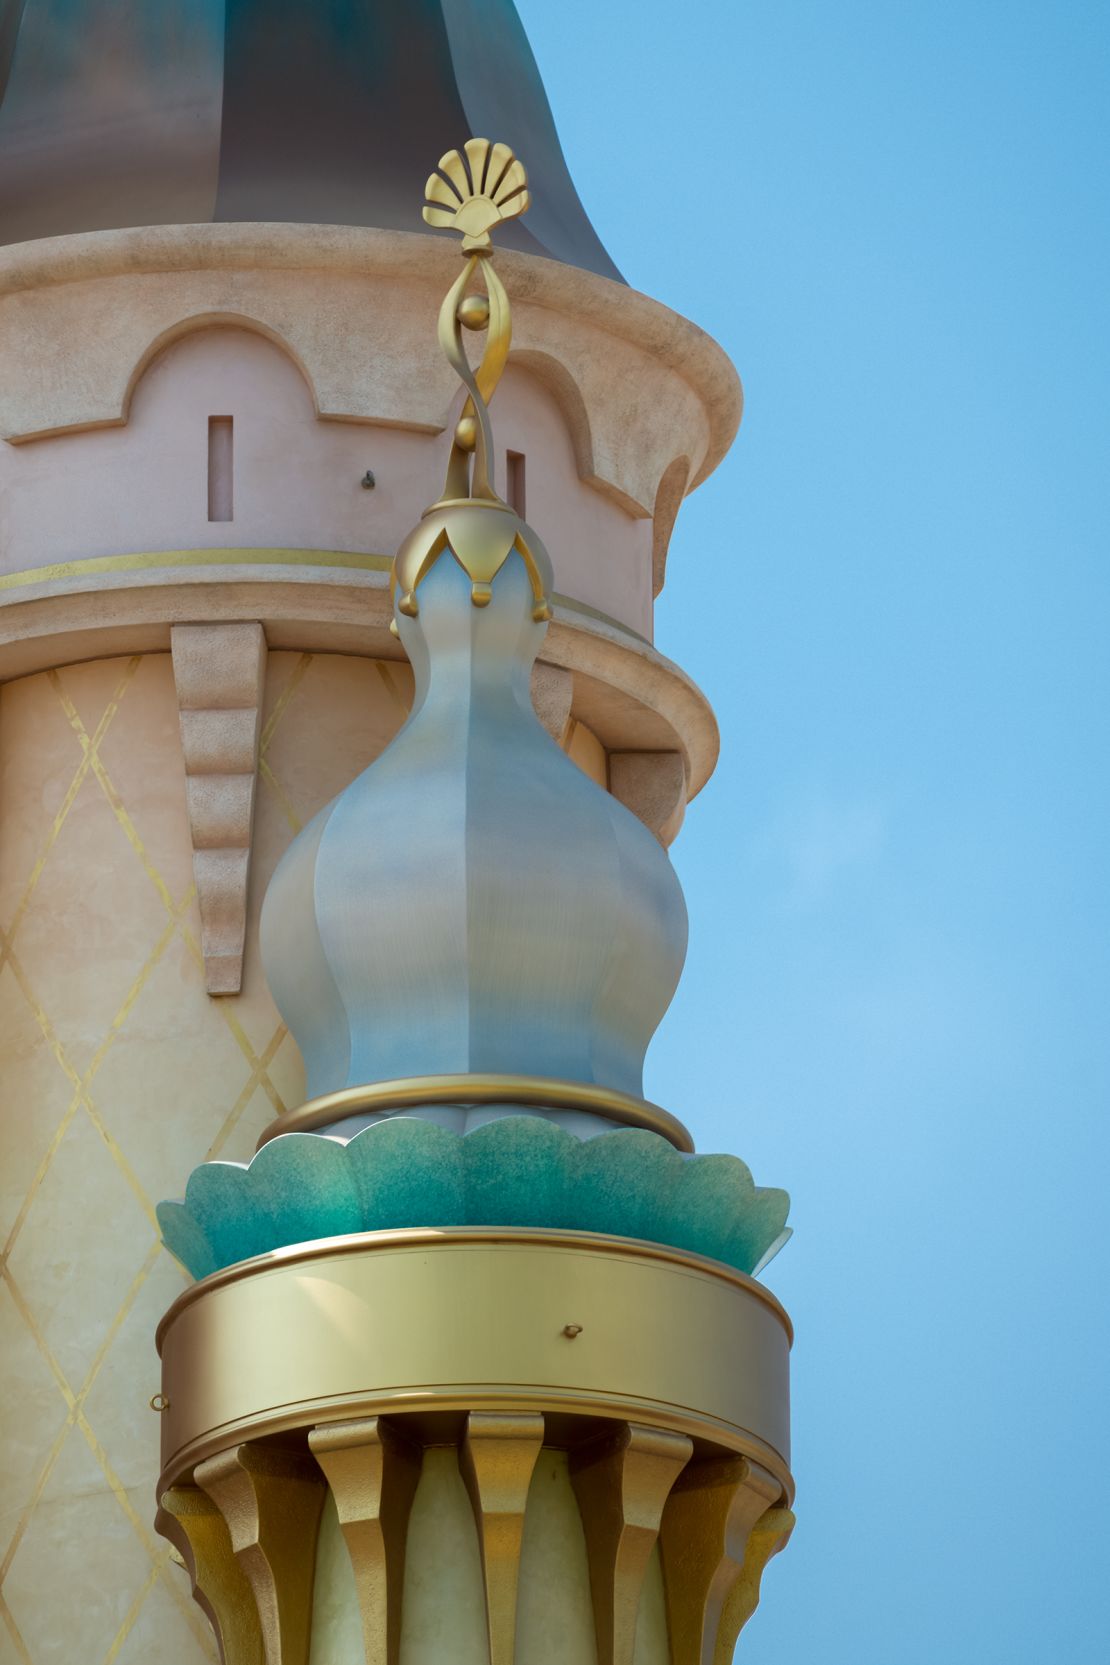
[0,649,411,1664]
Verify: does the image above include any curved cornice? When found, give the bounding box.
[0,552,721,798]
[0,224,742,491]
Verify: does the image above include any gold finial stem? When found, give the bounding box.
[391,141,552,627]
[436,254,509,503]
[421,140,530,508]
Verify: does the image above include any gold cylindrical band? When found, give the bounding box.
[256,1074,694,1152]
[156,1227,792,1498]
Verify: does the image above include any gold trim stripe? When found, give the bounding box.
[0,547,650,643]
[0,650,306,1663]
[0,547,393,591]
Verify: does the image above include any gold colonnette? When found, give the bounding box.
[157,1487,264,1665]
[194,1445,325,1665]
[308,1418,421,1665]
[569,1423,693,1665]
[460,1413,545,1665]
[716,1505,796,1662]
[156,1228,792,1496]
[255,1073,694,1151]
[157,1414,791,1665]
[659,1456,788,1665]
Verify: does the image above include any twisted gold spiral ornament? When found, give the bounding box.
[390,141,553,628]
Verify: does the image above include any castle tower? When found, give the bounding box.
[0,6,793,1663]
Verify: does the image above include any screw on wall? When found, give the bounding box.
[361,469,376,489]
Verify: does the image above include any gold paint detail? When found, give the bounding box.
[0,651,304,1663]
[569,1423,692,1665]
[0,654,283,1661]
[195,1445,325,1665]
[157,1487,264,1665]
[659,1457,783,1665]
[0,537,651,653]
[308,1417,421,1665]
[0,546,393,593]
[255,1074,694,1153]
[459,1412,545,1665]
[391,140,554,625]
[716,1506,795,1660]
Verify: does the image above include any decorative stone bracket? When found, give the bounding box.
[531,666,688,848]
[609,751,687,847]
[171,622,266,995]
[531,661,573,742]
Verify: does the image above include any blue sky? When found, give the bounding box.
[519,1,1110,1658]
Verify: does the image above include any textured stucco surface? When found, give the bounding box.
[0,325,654,638]
[0,648,602,1663]
[0,225,737,518]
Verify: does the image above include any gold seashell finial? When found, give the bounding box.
[423,138,530,254]
[390,139,551,631]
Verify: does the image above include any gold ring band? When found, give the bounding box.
[256,1074,694,1152]
[156,1228,792,1497]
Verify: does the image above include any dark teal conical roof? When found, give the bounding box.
[0,0,620,278]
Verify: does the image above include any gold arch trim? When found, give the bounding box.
[0,547,393,592]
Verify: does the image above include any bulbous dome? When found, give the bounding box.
[0,0,621,278]
[260,529,688,1116]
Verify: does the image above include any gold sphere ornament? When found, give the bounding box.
[457,293,491,330]
[455,415,479,451]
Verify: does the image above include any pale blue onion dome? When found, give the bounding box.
[259,541,688,1123]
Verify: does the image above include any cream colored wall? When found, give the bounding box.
[0,646,609,1665]
[0,328,653,639]
[493,367,652,634]
[0,649,392,1665]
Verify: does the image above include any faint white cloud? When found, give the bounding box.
[752,792,890,906]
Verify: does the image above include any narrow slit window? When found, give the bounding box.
[507,449,526,518]
[208,416,234,522]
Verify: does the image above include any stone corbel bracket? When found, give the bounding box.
[171,622,266,995]
[609,751,687,847]
[531,667,688,848]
